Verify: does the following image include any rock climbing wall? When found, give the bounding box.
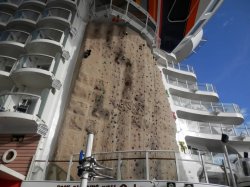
[51,22,178,180]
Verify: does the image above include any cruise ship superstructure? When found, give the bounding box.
[0,0,249,187]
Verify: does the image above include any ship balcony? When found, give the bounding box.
[11,53,61,89]
[93,0,158,47]
[172,96,244,124]
[26,28,66,57]
[38,7,72,31]
[46,0,79,12]
[0,30,30,58]
[165,76,219,102]
[163,62,197,82]
[0,0,21,14]
[0,55,16,90]
[7,9,41,32]
[19,0,46,12]
[0,92,46,135]
[180,119,250,141]
[0,11,11,30]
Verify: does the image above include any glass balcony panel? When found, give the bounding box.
[127,3,146,29]
[199,125,211,134]
[15,54,54,72]
[186,123,198,132]
[147,16,156,36]
[31,29,63,43]
[0,93,40,115]
[0,56,16,72]
[235,128,248,136]
[221,124,235,136]
[112,0,127,9]
[42,7,71,21]
[0,11,11,24]
[95,0,110,10]
[13,9,40,22]
[0,30,29,44]
[210,124,222,134]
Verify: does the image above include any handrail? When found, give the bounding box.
[94,0,158,46]
[166,75,217,93]
[181,119,250,137]
[167,61,195,73]
[172,95,242,114]
[28,149,236,185]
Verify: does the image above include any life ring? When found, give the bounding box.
[2,149,17,163]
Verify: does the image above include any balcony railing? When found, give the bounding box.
[27,150,238,186]
[167,62,195,73]
[12,9,40,22]
[0,11,12,26]
[166,75,217,93]
[46,0,79,8]
[0,0,22,6]
[172,95,241,114]
[0,92,40,115]
[13,54,56,73]
[180,119,250,137]
[0,55,16,73]
[42,7,72,22]
[0,30,30,44]
[30,28,64,44]
[93,0,158,46]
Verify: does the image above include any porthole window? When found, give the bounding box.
[2,149,17,163]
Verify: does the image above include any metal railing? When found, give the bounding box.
[27,150,238,186]
[167,61,195,74]
[12,54,57,74]
[172,95,242,114]
[0,55,16,73]
[0,30,30,45]
[93,0,158,46]
[12,9,40,22]
[180,119,250,137]
[166,75,217,93]
[0,11,12,24]
[41,7,72,22]
[0,92,41,115]
[30,28,65,45]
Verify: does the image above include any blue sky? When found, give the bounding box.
[183,0,250,124]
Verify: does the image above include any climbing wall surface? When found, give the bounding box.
[52,22,178,180]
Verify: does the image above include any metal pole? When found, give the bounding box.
[145,151,149,180]
[80,133,94,187]
[223,144,237,187]
[223,154,230,186]
[200,153,209,183]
